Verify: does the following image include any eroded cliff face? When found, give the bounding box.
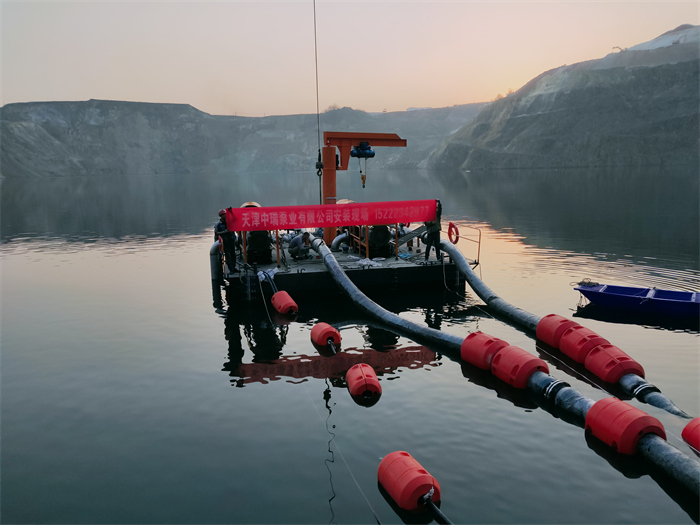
[4,26,697,177]
[0,100,485,178]
[426,25,700,170]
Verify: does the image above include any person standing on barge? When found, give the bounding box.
[424,200,442,261]
[215,209,238,273]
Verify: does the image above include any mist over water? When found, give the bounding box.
[2,167,698,524]
[4,166,697,258]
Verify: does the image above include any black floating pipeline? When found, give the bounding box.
[464,335,700,499]
[454,332,699,518]
[439,239,691,419]
[309,235,464,354]
[309,236,700,501]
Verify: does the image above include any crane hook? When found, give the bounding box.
[316,150,323,177]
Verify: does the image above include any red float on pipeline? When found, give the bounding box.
[584,344,645,383]
[585,397,665,455]
[460,332,509,370]
[378,451,441,512]
[491,345,549,389]
[536,314,580,348]
[559,325,609,363]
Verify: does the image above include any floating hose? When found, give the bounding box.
[307,234,699,500]
[421,493,453,525]
[619,373,689,418]
[439,239,540,332]
[210,241,223,308]
[330,232,349,252]
[529,371,700,495]
[309,235,463,353]
[439,238,690,419]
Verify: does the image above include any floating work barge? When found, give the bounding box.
[212,131,476,306]
[223,236,467,302]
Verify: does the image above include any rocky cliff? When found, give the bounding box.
[0,100,485,178]
[4,25,697,177]
[426,25,700,170]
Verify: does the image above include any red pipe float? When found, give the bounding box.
[378,451,441,512]
[460,332,549,389]
[537,314,646,384]
[460,332,509,370]
[682,417,700,452]
[271,291,298,315]
[440,238,689,418]
[584,344,645,383]
[536,314,580,348]
[559,325,609,363]
[491,345,549,389]
[346,363,382,397]
[585,397,665,455]
[310,322,341,347]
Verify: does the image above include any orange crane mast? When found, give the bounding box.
[321,131,407,243]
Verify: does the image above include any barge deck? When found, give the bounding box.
[225,248,467,300]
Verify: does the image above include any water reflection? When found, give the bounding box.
[4,168,698,523]
[434,166,699,261]
[459,361,539,410]
[363,326,399,351]
[585,433,700,523]
[220,304,441,389]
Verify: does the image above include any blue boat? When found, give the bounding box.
[574,283,700,318]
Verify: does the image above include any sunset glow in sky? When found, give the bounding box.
[3,1,698,116]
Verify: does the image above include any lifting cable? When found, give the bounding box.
[357,157,367,188]
[313,0,324,205]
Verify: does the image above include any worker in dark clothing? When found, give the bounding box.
[424,200,442,261]
[214,209,228,241]
[215,209,238,273]
[288,232,311,260]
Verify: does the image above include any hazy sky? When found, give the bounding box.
[2,1,698,116]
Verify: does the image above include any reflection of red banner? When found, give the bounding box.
[236,346,437,384]
[226,200,436,232]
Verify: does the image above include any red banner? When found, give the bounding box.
[226,199,436,232]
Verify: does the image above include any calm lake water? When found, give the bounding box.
[2,167,699,524]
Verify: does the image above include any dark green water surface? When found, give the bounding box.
[2,167,698,524]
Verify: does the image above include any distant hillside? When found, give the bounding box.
[426,25,700,170]
[0,100,486,178]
